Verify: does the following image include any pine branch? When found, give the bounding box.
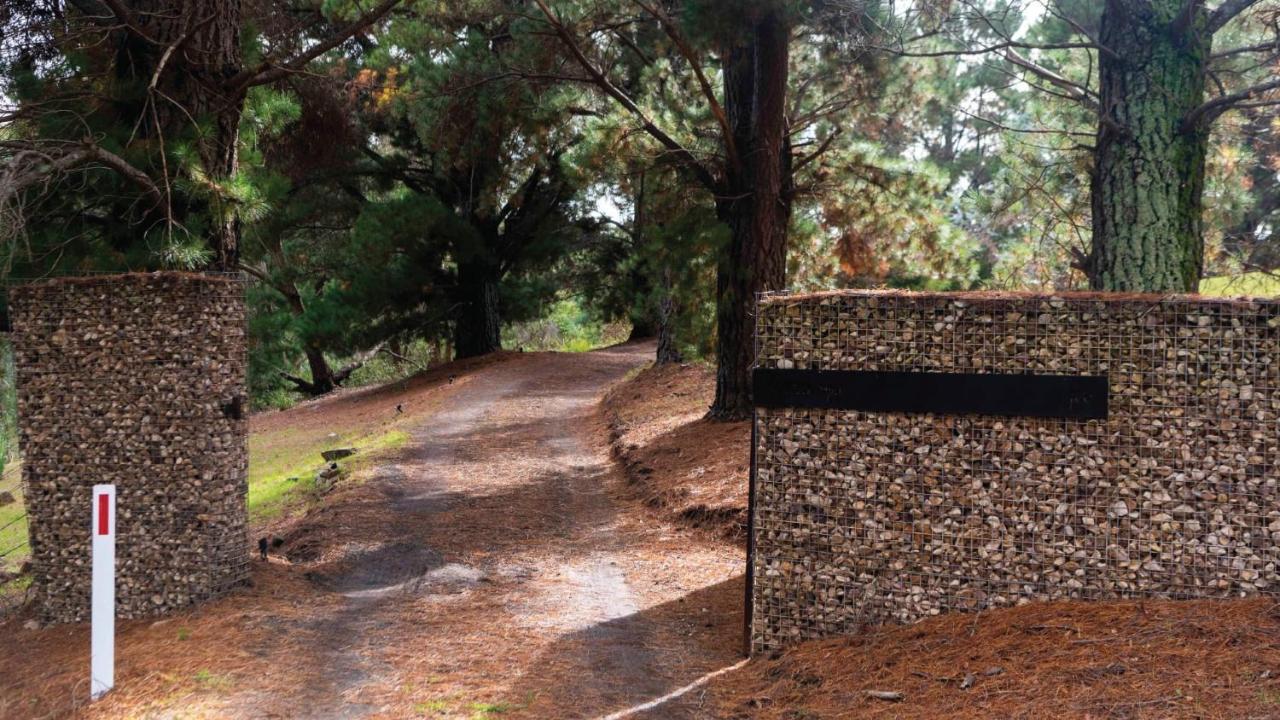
[226,0,401,94]
[879,39,1100,58]
[1184,76,1280,129]
[1208,0,1263,33]
[0,140,166,210]
[96,0,163,43]
[1043,5,1121,61]
[332,343,386,384]
[792,129,841,173]
[631,0,738,170]
[1212,40,1280,59]
[531,0,720,193]
[1003,49,1100,112]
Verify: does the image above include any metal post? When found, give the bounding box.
[743,407,758,657]
[91,484,115,700]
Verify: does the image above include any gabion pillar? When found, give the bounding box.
[10,273,249,623]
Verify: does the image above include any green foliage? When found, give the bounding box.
[639,201,725,359]
[6,0,1280,415]
[0,343,22,575]
[571,164,725,360]
[0,475,27,573]
[503,299,631,352]
[815,140,982,289]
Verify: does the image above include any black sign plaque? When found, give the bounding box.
[753,368,1108,419]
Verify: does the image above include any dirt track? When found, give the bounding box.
[220,343,744,718]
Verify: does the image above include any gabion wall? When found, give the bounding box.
[751,290,1280,653]
[10,273,249,623]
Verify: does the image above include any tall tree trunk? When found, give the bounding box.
[454,261,502,358]
[277,279,339,395]
[128,0,245,269]
[655,266,683,365]
[1087,0,1211,292]
[302,346,338,394]
[709,9,793,420]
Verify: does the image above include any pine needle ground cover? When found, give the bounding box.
[708,597,1280,719]
[603,361,750,539]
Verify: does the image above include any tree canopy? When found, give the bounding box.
[2,0,1278,415]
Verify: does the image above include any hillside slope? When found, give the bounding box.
[603,362,750,539]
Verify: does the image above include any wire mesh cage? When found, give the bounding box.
[750,290,1280,653]
[7,272,250,623]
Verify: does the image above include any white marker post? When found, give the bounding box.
[90,484,115,701]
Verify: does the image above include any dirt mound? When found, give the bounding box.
[602,362,749,540]
[709,597,1280,719]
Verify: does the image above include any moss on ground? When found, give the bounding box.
[248,426,409,521]
[1200,271,1280,297]
[0,462,27,579]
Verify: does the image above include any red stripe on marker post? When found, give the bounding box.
[98,493,109,535]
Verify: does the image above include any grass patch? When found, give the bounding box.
[413,697,455,716]
[192,669,233,691]
[0,461,28,573]
[469,701,511,717]
[1200,272,1280,297]
[248,427,409,521]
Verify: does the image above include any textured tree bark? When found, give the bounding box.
[1087,0,1211,292]
[655,266,683,365]
[709,9,793,420]
[454,261,503,358]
